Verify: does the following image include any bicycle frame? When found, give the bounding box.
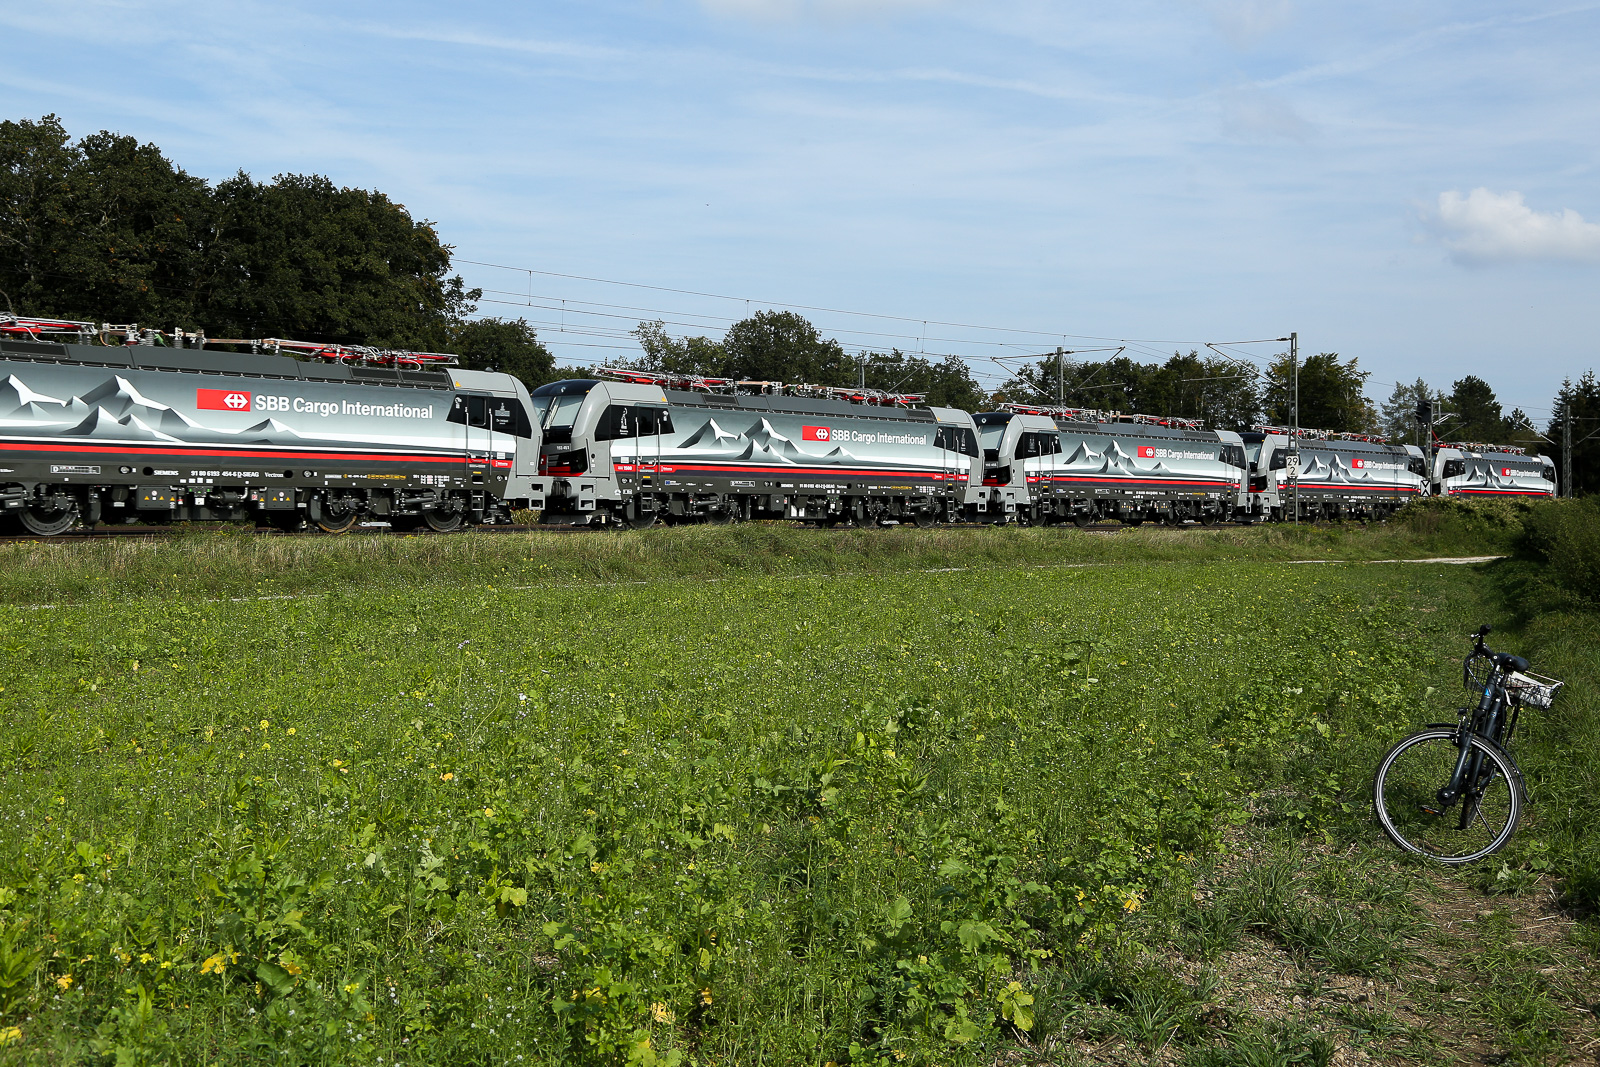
[1430,648,1519,822]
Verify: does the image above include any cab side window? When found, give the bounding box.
[448,394,490,427]
[1014,432,1060,459]
[596,406,674,440]
[1442,459,1465,478]
[936,427,979,457]
[488,398,534,438]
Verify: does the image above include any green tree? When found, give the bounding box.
[0,115,212,327]
[0,114,476,353]
[996,350,1259,430]
[858,349,985,410]
[720,309,853,384]
[1443,375,1508,444]
[632,319,727,376]
[1378,378,1441,446]
[451,317,555,390]
[1549,372,1600,496]
[207,172,476,349]
[1263,351,1374,433]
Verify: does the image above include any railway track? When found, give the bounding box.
[0,519,1148,545]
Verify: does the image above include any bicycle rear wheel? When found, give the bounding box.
[1373,729,1521,864]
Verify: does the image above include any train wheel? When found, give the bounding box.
[16,501,78,536]
[913,509,937,529]
[423,508,463,533]
[315,504,360,535]
[1072,511,1093,528]
[1123,514,1144,527]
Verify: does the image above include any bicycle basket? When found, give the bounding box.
[1505,670,1563,709]
[1464,653,1494,694]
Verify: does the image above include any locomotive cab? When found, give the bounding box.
[973,411,1056,520]
[927,407,986,518]
[447,369,545,513]
[533,378,672,524]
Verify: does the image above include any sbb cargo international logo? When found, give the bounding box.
[802,425,832,442]
[197,388,252,411]
[1137,446,1156,459]
[1503,467,1512,477]
[1353,458,1364,469]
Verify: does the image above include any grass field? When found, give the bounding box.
[0,514,1595,1065]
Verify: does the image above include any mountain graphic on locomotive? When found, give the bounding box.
[0,314,1558,535]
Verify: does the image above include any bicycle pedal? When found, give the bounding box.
[1419,805,1444,817]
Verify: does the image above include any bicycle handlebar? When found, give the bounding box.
[1468,624,1529,674]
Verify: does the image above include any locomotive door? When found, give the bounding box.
[638,407,662,492]
[463,394,493,482]
[937,426,969,508]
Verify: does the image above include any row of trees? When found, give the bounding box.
[994,349,1376,433]
[631,313,987,411]
[0,115,554,383]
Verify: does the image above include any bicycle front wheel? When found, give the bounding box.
[1373,729,1522,864]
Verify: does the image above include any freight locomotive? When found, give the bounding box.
[0,316,544,535]
[1432,442,1556,499]
[1238,426,1427,522]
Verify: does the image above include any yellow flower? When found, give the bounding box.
[138,953,152,964]
[483,808,495,818]
[440,772,454,782]
[260,719,270,731]
[0,1026,20,1047]
[697,988,713,1007]
[201,953,227,976]
[650,1002,675,1024]
[1123,894,1141,912]
[286,727,295,735]
[55,974,72,990]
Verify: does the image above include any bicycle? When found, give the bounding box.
[1373,624,1563,864]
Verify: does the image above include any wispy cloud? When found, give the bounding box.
[356,23,625,62]
[1204,0,1293,48]
[1219,85,1311,141]
[697,0,945,22]
[1429,188,1600,266]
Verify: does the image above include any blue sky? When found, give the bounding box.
[4,0,1598,425]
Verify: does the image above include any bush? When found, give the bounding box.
[1517,498,1600,606]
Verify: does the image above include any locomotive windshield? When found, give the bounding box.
[977,421,1009,463]
[529,380,598,443]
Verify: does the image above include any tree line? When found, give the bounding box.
[4,115,1594,493]
[0,115,555,386]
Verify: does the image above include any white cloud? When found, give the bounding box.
[698,0,944,21]
[1430,188,1600,266]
